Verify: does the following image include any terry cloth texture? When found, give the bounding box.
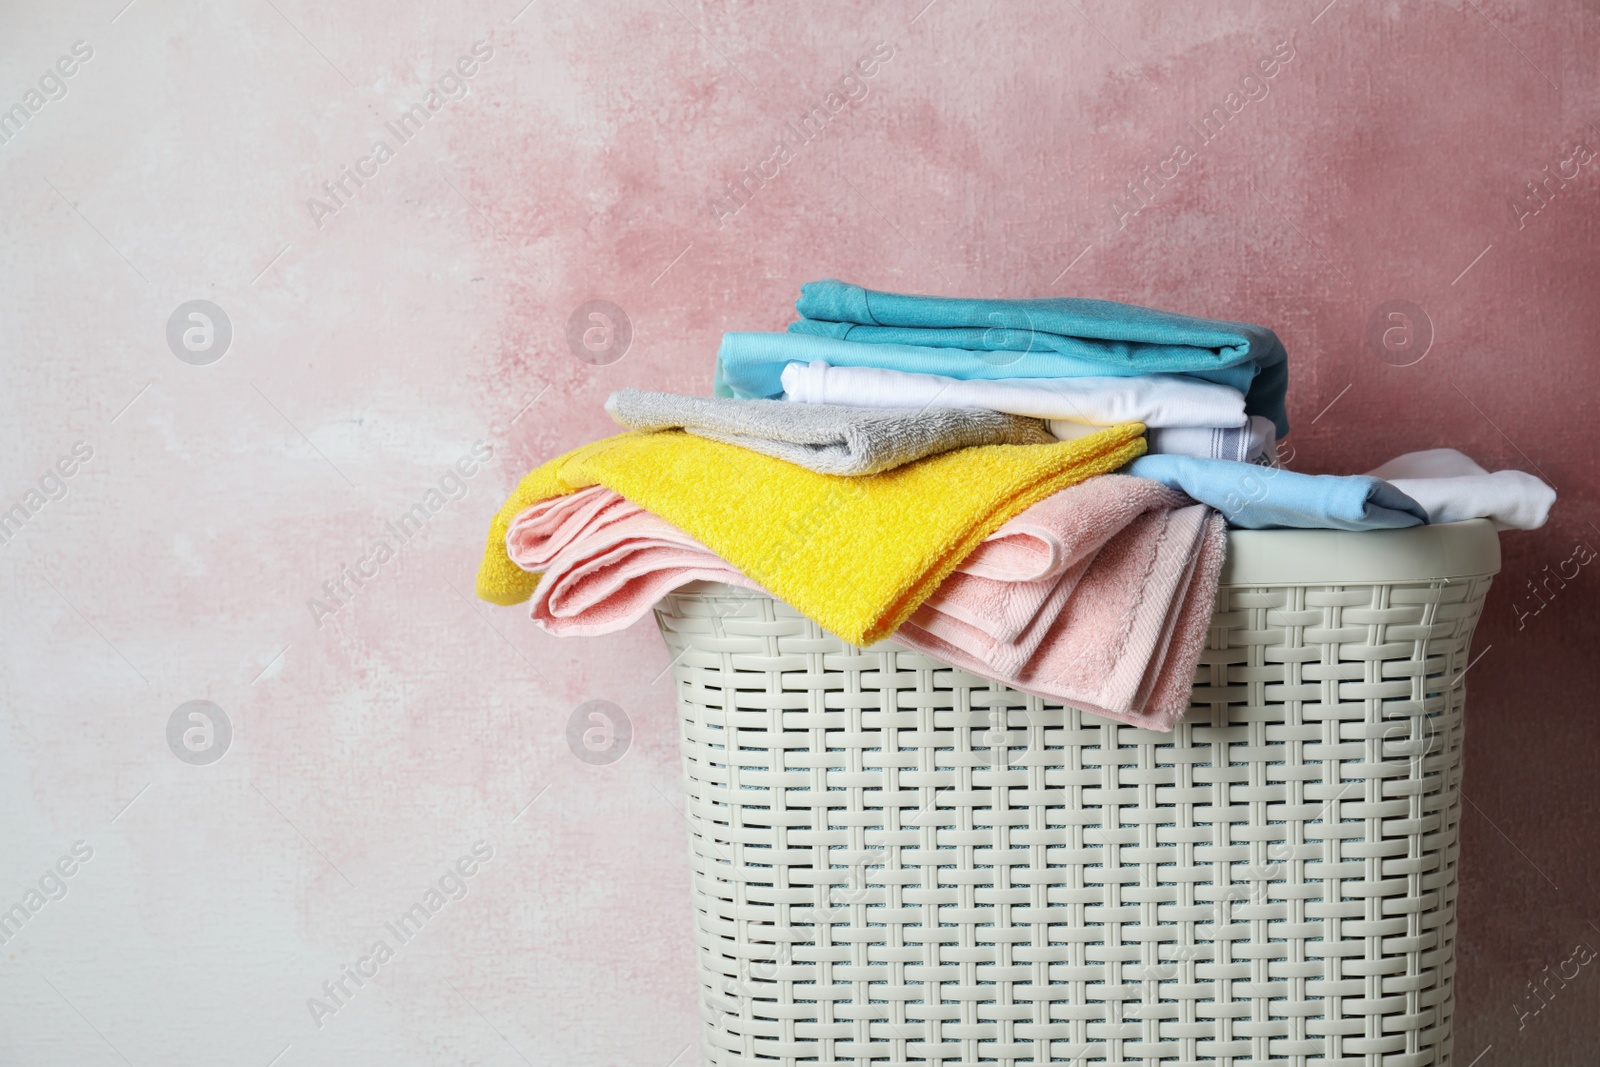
[1366,448,1556,530]
[505,489,758,637]
[503,477,1225,731]
[524,507,764,637]
[901,505,1226,729]
[772,279,1291,436]
[604,388,1052,476]
[1128,454,1429,530]
[505,480,1170,610]
[909,474,1195,676]
[779,362,1246,428]
[476,426,1146,645]
[504,484,643,575]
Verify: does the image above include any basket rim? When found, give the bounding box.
[1219,517,1500,585]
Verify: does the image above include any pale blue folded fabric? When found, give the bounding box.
[780,279,1291,437]
[1128,455,1428,530]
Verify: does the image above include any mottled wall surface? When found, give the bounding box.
[2,1,1596,1063]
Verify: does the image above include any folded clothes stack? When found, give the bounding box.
[477,279,1556,731]
[716,277,1292,458]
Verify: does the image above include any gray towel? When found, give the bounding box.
[605,389,1054,476]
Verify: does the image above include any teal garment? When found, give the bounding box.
[1128,455,1428,530]
[715,333,1257,409]
[784,279,1291,437]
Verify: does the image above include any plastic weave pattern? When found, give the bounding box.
[654,571,1493,1066]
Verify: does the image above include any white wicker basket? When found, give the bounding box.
[653,520,1501,1066]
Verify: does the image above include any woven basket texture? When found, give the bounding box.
[654,569,1494,1066]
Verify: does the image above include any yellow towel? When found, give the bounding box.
[476,425,1146,645]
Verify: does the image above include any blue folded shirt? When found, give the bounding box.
[774,279,1291,437]
[1128,455,1429,530]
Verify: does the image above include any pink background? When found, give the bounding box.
[2,0,1596,1063]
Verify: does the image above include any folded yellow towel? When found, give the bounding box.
[476,425,1146,645]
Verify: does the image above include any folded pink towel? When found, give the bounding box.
[528,509,760,636]
[900,504,1225,728]
[952,474,1189,583]
[504,479,1225,730]
[504,484,644,571]
[913,475,1193,671]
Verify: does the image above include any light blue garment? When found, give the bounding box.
[783,279,1291,437]
[1129,455,1429,530]
[716,333,1257,412]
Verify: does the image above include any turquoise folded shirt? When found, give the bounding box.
[761,279,1291,437]
[1128,455,1428,530]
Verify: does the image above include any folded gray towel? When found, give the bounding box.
[605,389,1054,476]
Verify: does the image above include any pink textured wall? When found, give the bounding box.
[2,1,1596,1063]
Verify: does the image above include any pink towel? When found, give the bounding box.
[524,508,759,636]
[504,480,1226,730]
[954,475,1189,583]
[504,484,644,571]
[912,475,1193,670]
[899,505,1225,728]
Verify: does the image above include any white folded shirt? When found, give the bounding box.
[1366,448,1555,530]
[779,361,1248,429]
[1050,415,1278,464]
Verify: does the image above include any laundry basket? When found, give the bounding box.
[653,519,1500,1066]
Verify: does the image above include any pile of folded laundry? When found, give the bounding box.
[476,279,1555,731]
